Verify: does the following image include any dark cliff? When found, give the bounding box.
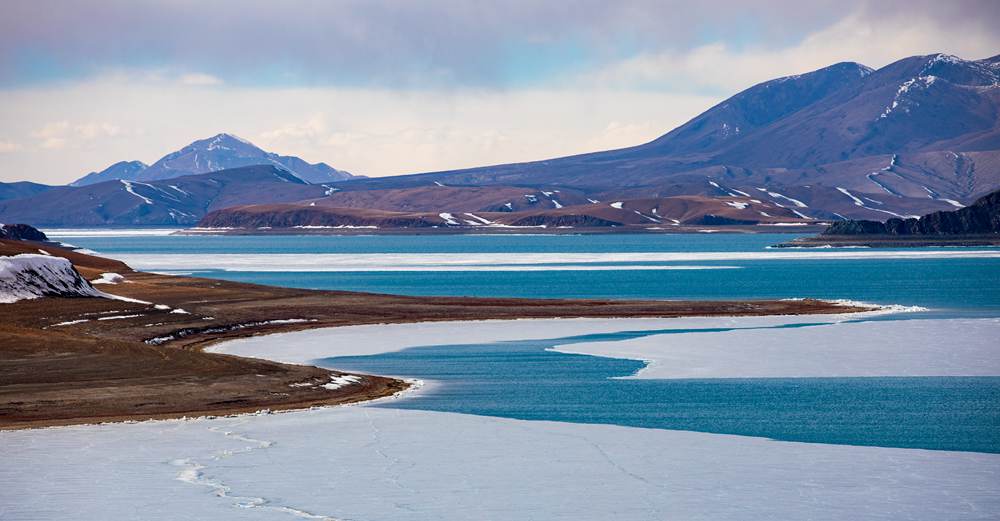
[823,189,1000,236]
[0,223,49,242]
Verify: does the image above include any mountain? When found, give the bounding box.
[0,181,54,202]
[71,160,148,187]
[198,194,808,230]
[822,188,1000,235]
[322,53,1000,220]
[0,165,331,226]
[70,133,358,186]
[5,53,999,227]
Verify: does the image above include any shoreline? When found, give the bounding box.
[172,224,828,236]
[774,234,1000,248]
[1,238,875,430]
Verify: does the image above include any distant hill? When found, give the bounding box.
[71,160,148,187]
[0,165,332,226]
[326,53,1000,221]
[0,181,54,202]
[823,188,1000,236]
[70,133,358,186]
[198,192,809,230]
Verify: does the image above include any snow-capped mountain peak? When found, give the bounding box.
[71,134,357,186]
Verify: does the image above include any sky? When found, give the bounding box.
[0,0,997,184]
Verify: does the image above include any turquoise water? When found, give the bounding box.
[53,231,1000,451]
[53,232,1000,311]
[55,232,801,254]
[321,324,1000,453]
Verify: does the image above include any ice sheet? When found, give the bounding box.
[7,315,1000,520]
[211,315,865,364]
[550,318,1000,378]
[111,249,1000,272]
[2,407,998,520]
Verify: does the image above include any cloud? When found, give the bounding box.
[259,114,328,142]
[178,73,223,86]
[0,140,21,153]
[0,77,717,182]
[579,10,1000,93]
[28,120,125,150]
[1,1,994,89]
[0,1,997,184]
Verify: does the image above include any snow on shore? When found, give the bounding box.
[0,254,103,303]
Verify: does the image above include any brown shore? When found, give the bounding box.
[1,238,870,430]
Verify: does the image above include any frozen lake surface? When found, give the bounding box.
[5,315,1000,520]
[3,405,999,521]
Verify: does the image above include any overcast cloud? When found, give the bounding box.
[0,0,997,183]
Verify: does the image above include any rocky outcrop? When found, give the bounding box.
[198,205,440,229]
[507,214,622,227]
[693,215,759,226]
[0,223,49,242]
[823,189,1000,236]
[0,254,102,303]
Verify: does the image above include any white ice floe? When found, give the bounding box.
[291,225,379,229]
[42,229,181,238]
[110,250,1000,273]
[212,315,873,364]
[6,315,999,520]
[90,272,125,285]
[550,318,1000,379]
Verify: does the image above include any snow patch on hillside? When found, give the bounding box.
[120,180,154,205]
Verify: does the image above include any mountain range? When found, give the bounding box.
[1,52,998,228]
[70,133,358,186]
